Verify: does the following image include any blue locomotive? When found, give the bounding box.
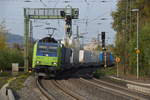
[99,52,115,67]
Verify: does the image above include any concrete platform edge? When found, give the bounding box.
[109,76,150,86]
[0,83,16,100]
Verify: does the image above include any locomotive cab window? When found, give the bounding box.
[37,44,58,57]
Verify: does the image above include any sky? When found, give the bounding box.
[0,0,118,45]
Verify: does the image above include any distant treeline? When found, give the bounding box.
[112,0,150,76]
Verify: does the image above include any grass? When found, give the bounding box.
[8,72,31,91]
[93,67,116,78]
[0,72,13,88]
[0,71,32,91]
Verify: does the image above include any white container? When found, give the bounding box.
[79,50,99,64]
[79,50,91,63]
[71,48,79,64]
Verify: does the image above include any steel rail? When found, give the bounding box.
[37,78,86,100]
[51,80,85,100]
[36,79,55,100]
[93,78,150,96]
[80,78,149,100]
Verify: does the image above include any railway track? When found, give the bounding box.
[36,78,85,100]
[36,79,55,100]
[79,78,150,100]
[35,67,150,100]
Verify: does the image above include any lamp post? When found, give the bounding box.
[131,8,139,79]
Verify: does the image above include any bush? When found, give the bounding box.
[0,48,24,70]
[93,69,105,78]
[128,23,150,76]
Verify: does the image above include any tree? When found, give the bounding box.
[112,0,150,76]
[0,21,24,71]
[0,21,6,49]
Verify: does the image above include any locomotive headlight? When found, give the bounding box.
[54,62,57,64]
[52,62,57,65]
[36,61,40,64]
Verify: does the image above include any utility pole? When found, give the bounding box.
[131,9,139,79]
[97,22,101,51]
[29,20,33,70]
[76,25,80,49]
[136,10,139,79]
[97,33,100,51]
[24,15,29,72]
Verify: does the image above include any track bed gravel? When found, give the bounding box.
[55,67,150,100]
[57,78,132,100]
[14,76,48,100]
[13,67,150,100]
[41,79,77,100]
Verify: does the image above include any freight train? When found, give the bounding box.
[32,37,115,77]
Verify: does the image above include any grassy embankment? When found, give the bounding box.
[0,72,13,88]
[8,72,31,91]
[0,72,31,91]
[93,67,116,78]
[93,67,127,85]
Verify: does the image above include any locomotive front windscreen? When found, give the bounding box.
[37,43,58,57]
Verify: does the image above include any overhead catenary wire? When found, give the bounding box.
[83,0,90,34]
[39,0,47,7]
[88,10,111,23]
[53,0,61,7]
[0,0,116,45]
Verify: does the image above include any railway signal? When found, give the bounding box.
[65,15,72,37]
[101,32,107,67]
[24,7,79,72]
[101,32,105,48]
[136,49,140,54]
[115,57,121,63]
[115,57,121,77]
[101,32,105,40]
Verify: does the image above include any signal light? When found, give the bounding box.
[60,11,65,17]
[101,32,105,40]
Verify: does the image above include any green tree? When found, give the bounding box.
[112,0,150,76]
[0,21,6,49]
[0,21,24,71]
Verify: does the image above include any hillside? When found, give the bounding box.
[5,33,24,45]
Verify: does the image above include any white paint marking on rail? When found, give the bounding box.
[80,78,148,100]
[94,78,150,97]
[127,84,150,94]
[93,78,127,90]
[109,76,150,87]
